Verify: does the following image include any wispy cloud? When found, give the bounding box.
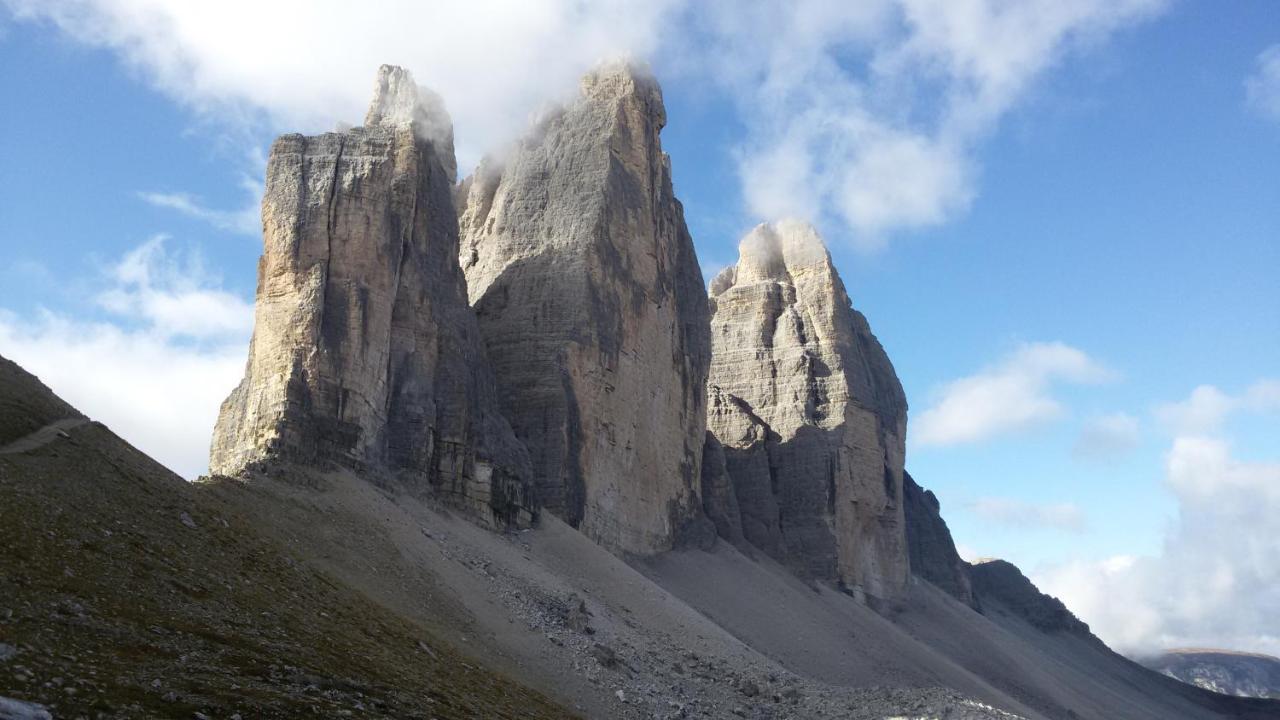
[138,176,262,235]
[1038,381,1280,657]
[913,341,1114,447]
[969,497,1086,532]
[1154,380,1280,435]
[1073,412,1141,461]
[686,0,1167,248]
[1246,44,1280,121]
[0,237,252,478]
[4,0,1165,250]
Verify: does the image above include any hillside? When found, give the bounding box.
[0,356,573,720]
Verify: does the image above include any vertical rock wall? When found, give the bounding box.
[210,65,534,527]
[705,220,909,598]
[457,62,712,554]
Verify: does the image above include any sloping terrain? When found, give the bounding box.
[1140,649,1280,699]
[4,352,1279,720]
[0,356,572,719]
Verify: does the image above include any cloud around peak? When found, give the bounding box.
[4,0,1166,249]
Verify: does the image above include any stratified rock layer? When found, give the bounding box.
[457,61,711,554]
[903,471,976,607]
[210,65,534,527]
[705,220,908,598]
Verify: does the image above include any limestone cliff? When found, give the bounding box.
[210,65,534,527]
[705,220,908,599]
[456,61,712,554]
[903,471,976,607]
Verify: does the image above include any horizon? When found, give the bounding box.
[0,1,1277,662]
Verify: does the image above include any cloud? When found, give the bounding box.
[1073,412,1140,461]
[687,0,1166,248]
[1246,44,1280,121]
[969,497,1086,532]
[1154,380,1280,435]
[1037,383,1280,657]
[4,0,1164,249]
[913,341,1114,447]
[0,237,252,478]
[2,0,682,171]
[139,176,262,236]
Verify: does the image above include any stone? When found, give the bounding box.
[456,61,711,554]
[210,65,534,528]
[902,471,976,607]
[705,220,908,599]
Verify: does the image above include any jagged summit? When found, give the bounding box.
[704,220,909,598]
[363,64,456,180]
[456,59,711,555]
[210,65,532,527]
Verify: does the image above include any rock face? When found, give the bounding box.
[210,65,534,527]
[456,61,712,554]
[903,471,976,607]
[705,221,908,598]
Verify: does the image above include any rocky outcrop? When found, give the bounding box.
[903,471,976,607]
[210,65,534,528]
[456,61,712,554]
[969,559,1095,638]
[705,220,909,599]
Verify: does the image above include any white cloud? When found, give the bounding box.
[4,0,1164,249]
[1038,383,1280,657]
[913,341,1114,447]
[688,0,1166,248]
[139,175,262,236]
[0,238,252,479]
[1073,412,1140,461]
[2,0,682,171]
[1155,380,1280,435]
[1246,44,1280,121]
[969,497,1085,532]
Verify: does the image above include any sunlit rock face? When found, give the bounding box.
[705,220,909,599]
[211,65,535,528]
[456,61,712,554]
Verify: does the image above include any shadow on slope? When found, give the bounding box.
[0,355,574,719]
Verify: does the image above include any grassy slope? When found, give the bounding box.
[0,358,574,719]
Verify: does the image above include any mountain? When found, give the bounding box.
[1140,650,1280,699]
[210,65,535,528]
[4,63,1279,720]
[704,220,909,599]
[456,61,712,555]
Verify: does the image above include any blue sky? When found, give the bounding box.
[0,1,1277,656]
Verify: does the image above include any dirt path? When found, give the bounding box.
[0,418,88,455]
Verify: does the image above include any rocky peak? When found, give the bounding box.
[210,65,533,528]
[703,220,909,598]
[364,64,456,181]
[456,60,712,555]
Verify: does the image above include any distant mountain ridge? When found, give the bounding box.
[1140,649,1280,699]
